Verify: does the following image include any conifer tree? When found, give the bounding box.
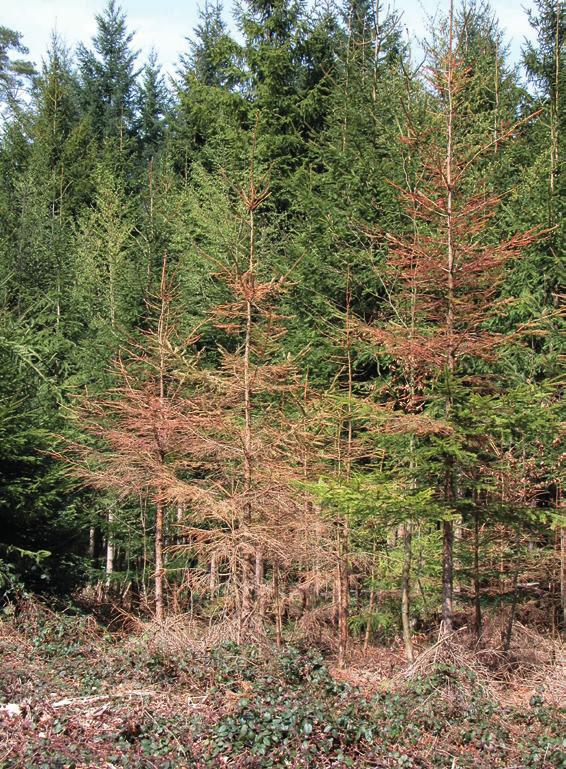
[77,0,139,144]
[73,157,140,355]
[66,258,206,619]
[237,0,320,208]
[7,37,86,324]
[172,1,245,177]
[523,0,564,629]
[524,0,564,225]
[0,26,35,116]
[0,0,561,645]
[136,51,169,161]
[281,0,405,379]
[173,141,320,639]
[364,0,542,634]
[72,155,142,583]
[186,0,242,88]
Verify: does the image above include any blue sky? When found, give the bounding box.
[4,0,536,77]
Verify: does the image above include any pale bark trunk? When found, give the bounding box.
[89,526,96,561]
[503,553,520,653]
[175,504,184,544]
[210,553,218,596]
[154,500,164,622]
[105,512,114,589]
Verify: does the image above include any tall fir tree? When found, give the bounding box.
[136,50,169,163]
[77,0,139,145]
[172,1,246,177]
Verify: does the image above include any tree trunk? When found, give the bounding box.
[442,0,456,639]
[401,522,414,662]
[89,525,98,564]
[549,0,560,219]
[210,553,218,596]
[175,504,184,545]
[473,509,482,642]
[503,564,520,653]
[255,550,265,618]
[561,525,566,632]
[240,150,257,630]
[274,565,283,647]
[442,519,454,634]
[155,499,164,622]
[337,521,349,668]
[363,578,376,654]
[105,511,114,590]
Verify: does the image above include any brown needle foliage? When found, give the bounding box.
[62,256,213,621]
[170,141,325,641]
[360,1,545,635]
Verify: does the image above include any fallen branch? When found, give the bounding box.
[51,691,157,708]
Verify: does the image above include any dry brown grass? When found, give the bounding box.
[475,617,566,707]
[117,609,273,659]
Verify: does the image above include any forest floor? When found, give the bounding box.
[0,600,564,769]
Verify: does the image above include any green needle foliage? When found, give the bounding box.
[0,0,562,657]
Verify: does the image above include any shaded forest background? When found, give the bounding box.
[0,0,564,662]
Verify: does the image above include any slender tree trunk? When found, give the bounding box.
[105,511,114,589]
[333,569,339,626]
[105,224,119,588]
[363,558,376,654]
[473,508,483,642]
[560,525,566,632]
[503,563,520,653]
[338,277,355,667]
[89,526,96,561]
[442,0,456,637]
[210,553,218,596]
[337,523,349,668]
[442,518,454,634]
[154,256,168,623]
[241,175,255,627]
[557,482,565,632]
[154,499,164,622]
[401,522,414,662]
[255,550,265,618]
[140,500,149,609]
[274,565,283,647]
[549,0,560,218]
[175,504,184,544]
